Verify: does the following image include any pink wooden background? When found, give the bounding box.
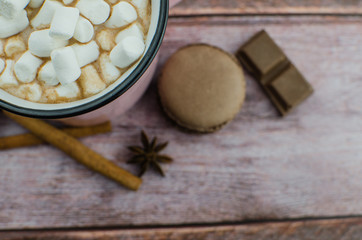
[1,0,362,239]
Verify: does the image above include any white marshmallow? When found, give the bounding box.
[79,65,106,97]
[71,41,99,67]
[31,0,62,29]
[0,10,29,38]
[55,82,80,99]
[99,53,120,84]
[29,0,44,8]
[28,29,68,57]
[0,0,30,19]
[50,7,79,40]
[0,60,18,87]
[110,36,145,68]
[73,17,94,43]
[5,36,26,58]
[38,61,59,86]
[76,0,110,25]
[17,83,42,102]
[105,1,137,29]
[115,23,144,43]
[96,30,115,51]
[51,46,81,85]
[63,0,74,5]
[0,58,5,74]
[14,51,43,83]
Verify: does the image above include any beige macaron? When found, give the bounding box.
[158,44,246,133]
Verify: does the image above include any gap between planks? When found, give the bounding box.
[1,215,362,233]
[170,0,362,16]
[1,217,362,240]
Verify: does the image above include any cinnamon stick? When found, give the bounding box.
[0,122,112,150]
[4,111,142,191]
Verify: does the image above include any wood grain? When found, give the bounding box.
[0,16,361,229]
[2,218,362,240]
[171,0,362,15]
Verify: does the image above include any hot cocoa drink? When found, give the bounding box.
[0,0,151,103]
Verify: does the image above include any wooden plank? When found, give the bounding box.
[0,16,362,229]
[2,218,362,239]
[171,0,362,15]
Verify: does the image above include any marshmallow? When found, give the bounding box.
[76,0,110,25]
[110,36,145,68]
[14,51,43,83]
[28,29,68,57]
[99,53,121,84]
[0,60,18,87]
[63,0,74,5]
[71,41,99,67]
[105,1,137,29]
[79,65,106,97]
[73,17,94,43]
[17,83,42,102]
[50,7,80,40]
[38,61,59,86]
[0,58,5,74]
[5,36,26,58]
[0,0,30,19]
[31,0,62,29]
[96,29,115,51]
[54,82,80,99]
[29,0,44,8]
[115,23,144,43]
[0,10,29,38]
[51,46,81,85]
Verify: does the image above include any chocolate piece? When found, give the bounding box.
[268,64,313,114]
[236,30,313,115]
[237,30,289,84]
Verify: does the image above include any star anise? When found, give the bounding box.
[127,131,173,177]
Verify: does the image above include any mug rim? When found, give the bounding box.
[0,0,169,119]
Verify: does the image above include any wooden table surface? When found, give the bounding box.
[1,0,362,239]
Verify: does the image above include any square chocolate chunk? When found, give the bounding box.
[237,30,288,83]
[269,64,313,114]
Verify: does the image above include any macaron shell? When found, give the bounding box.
[158,44,246,133]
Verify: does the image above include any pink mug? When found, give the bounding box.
[0,0,182,126]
